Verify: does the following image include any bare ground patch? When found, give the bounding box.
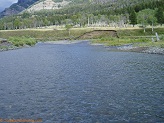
[77,30,119,39]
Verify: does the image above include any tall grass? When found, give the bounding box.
[8,36,37,47]
[117,28,164,37]
[0,29,91,41]
[92,37,150,46]
[0,45,8,50]
[92,35,164,48]
[134,41,164,48]
[0,28,164,48]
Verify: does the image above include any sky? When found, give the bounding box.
[0,0,18,12]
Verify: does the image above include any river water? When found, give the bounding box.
[0,42,164,123]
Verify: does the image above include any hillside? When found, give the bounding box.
[26,0,70,12]
[0,0,39,18]
[0,0,135,17]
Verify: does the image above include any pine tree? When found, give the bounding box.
[129,9,137,27]
[156,7,164,26]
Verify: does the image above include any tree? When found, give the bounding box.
[87,14,93,27]
[65,24,73,36]
[129,9,137,27]
[22,12,30,18]
[14,18,21,29]
[137,9,156,33]
[79,14,87,27]
[71,15,78,25]
[156,7,164,26]
[147,10,157,32]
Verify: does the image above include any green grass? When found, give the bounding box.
[8,36,37,47]
[117,28,164,37]
[92,37,150,46]
[92,35,164,48]
[133,35,164,48]
[92,28,164,47]
[0,29,91,41]
[134,40,164,48]
[0,27,164,49]
[0,45,8,50]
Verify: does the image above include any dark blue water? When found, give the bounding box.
[0,42,164,123]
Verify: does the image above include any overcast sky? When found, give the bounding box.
[0,0,18,12]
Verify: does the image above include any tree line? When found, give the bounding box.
[0,0,163,30]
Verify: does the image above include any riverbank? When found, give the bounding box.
[44,40,164,55]
[110,45,164,55]
[0,27,163,41]
[0,27,164,54]
[0,37,37,52]
[0,42,32,52]
[1,39,164,54]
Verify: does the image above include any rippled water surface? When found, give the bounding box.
[0,42,164,123]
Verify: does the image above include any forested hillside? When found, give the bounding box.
[0,0,163,30]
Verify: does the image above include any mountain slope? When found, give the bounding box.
[0,0,161,18]
[0,0,39,18]
[26,0,70,12]
[0,0,119,17]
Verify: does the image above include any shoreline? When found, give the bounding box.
[44,40,164,55]
[1,40,164,55]
[44,40,88,44]
[92,43,164,55]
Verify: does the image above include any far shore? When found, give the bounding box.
[45,40,88,44]
[44,40,164,55]
[0,27,164,54]
[1,39,164,55]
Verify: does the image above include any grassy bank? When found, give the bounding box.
[91,28,164,48]
[0,28,92,41]
[0,28,92,50]
[8,37,37,47]
[92,37,149,45]
[0,36,37,51]
[92,37,164,48]
[117,28,164,37]
[0,27,164,49]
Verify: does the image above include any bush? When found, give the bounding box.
[160,35,164,41]
[0,45,8,50]
[160,44,164,48]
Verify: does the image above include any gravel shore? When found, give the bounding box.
[112,45,164,55]
[142,47,164,55]
[92,43,164,55]
[45,40,87,44]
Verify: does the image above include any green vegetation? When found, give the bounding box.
[92,37,149,46]
[156,7,164,26]
[134,41,164,48]
[8,36,37,47]
[117,28,164,37]
[0,0,163,51]
[129,9,137,27]
[0,27,163,51]
[91,28,164,48]
[137,9,157,32]
[0,0,163,30]
[0,45,8,50]
[0,29,92,41]
[92,36,164,48]
[65,24,73,36]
